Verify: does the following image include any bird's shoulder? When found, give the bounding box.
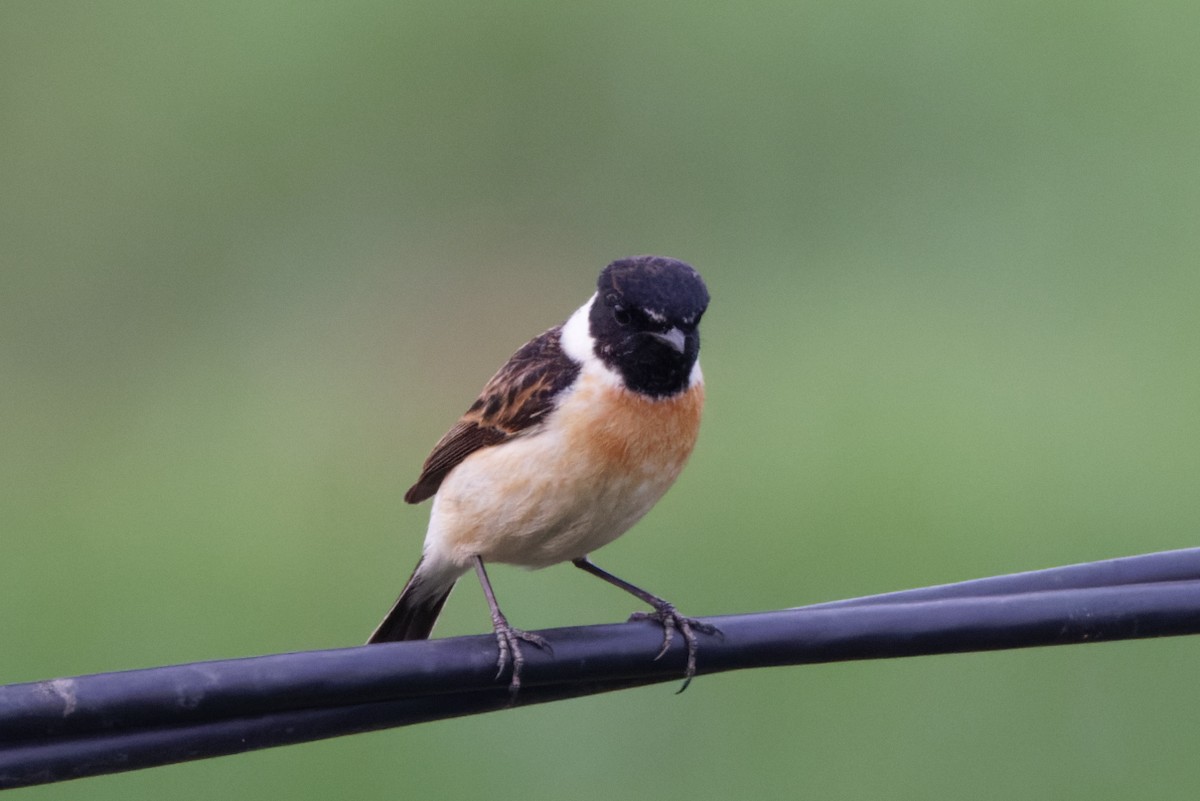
[403,324,582,503]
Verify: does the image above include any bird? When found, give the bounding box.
[367,255,714,696]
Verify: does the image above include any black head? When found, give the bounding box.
[588,255,709,397]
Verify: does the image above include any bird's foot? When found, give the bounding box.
[491,615,552,701]
[628,602,720,693]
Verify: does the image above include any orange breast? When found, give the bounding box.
[429,369,705,569]
[568,373,705,480]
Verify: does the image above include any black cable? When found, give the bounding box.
[2,548,1200,789]
[810,546,1200,607]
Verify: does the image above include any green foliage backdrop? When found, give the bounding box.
[3,2,1199,799]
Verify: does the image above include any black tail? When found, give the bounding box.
[367,560,454,643]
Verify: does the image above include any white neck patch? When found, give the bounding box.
[560,293,596,363]
[561,293,622,386]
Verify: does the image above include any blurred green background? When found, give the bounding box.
[3,1,1200,798]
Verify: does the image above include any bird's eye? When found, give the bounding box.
[612,307,632,326]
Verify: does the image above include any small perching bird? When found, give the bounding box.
[368,255,714,695]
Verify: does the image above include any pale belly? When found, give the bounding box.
[425,370,704,570]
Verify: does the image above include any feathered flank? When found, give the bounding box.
[403,325,581,504]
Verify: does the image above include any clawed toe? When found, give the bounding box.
[569,558,717,694]
[628,602,719,693]
[492,622,551,700]
[474,557,552,702]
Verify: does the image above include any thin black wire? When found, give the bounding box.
[809,546,1200,607]
[2,548,1200,789]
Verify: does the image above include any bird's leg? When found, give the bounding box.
[571,557,718,693]
[473,556,550,700]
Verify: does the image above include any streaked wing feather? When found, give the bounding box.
[402,422,508,503]
[403,325,581,504]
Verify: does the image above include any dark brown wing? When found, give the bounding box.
[403,324,581,503]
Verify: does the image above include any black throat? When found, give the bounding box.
[587,299,699,398]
